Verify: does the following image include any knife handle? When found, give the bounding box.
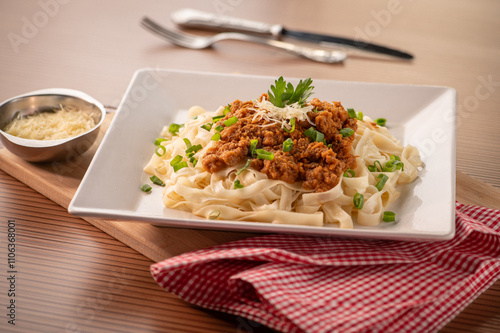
[171,8,283,37]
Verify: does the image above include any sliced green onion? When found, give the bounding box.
[150,175,165,187]
[236,159,252,175]
[255,149,274,160]
[250,139,258,155]
[186,144,203,156]
[290,117,296,132]
[170,155,183,166]
[211,132,221,141]
[171,154,188,172]
[154,138,166,146]
[375,118,386,127]
[304,127,315,138]
[140,184,152,193]
[234,179,244,189]
[368,160,384,172]
[223,104,231,115]
[343,169,355,178]
[283,138,293,152]
[209,210,221,220]
[283,117,296,133]
[347,108,363,120]
[173,161,188,172]
[388,155,404,171]
[200,123,212,131]
[315,131,324,142]
[375,174,389,191]
[390,155,401,161]
[190,157,198,167]
[339,128,354,138]
[212,115,225,122]
[155,145,166,157]
[353,193,364,209]
[347,108,357,118]
[183,138,192,148]
[223,116,238,127]
[169,123,183,135]
[215,124,224,132]
[304,127,325,142]
[382,161,397,172]
[382,211,396,222]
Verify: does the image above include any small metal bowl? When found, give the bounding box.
[0,88,105,162]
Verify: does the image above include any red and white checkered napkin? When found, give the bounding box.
[151,203,500,333]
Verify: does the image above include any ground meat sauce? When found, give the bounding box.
[201,95,357,192]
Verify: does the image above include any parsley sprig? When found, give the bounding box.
[268,76,314,108]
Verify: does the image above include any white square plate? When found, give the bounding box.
[69,69,456,241]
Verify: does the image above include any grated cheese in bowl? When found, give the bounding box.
[0,88,106,162]
[3,105,97,140]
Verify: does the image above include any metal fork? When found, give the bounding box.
[141,17,346,63]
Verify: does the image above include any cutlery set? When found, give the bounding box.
[141,8,413,63]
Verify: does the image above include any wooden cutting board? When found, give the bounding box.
[1,113,500,263]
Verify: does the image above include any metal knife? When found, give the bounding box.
[171,8,413,60]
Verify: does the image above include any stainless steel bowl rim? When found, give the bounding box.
[0,88,106,148]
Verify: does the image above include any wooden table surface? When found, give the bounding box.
[1,0,500,332]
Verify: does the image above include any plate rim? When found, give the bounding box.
[69,68,457,242]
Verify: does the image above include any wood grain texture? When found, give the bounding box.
[0,171,274,333]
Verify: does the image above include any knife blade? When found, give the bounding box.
[171,8,413,60]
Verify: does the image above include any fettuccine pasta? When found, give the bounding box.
[143,78,422,228]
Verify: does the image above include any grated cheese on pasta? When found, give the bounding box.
[252,97,314,130]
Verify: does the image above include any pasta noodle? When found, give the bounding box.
[143,97,422,229]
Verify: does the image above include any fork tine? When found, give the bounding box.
[141,17,196,46]
[141,17,176,39]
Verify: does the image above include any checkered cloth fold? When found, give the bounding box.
[151,202,500,333]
